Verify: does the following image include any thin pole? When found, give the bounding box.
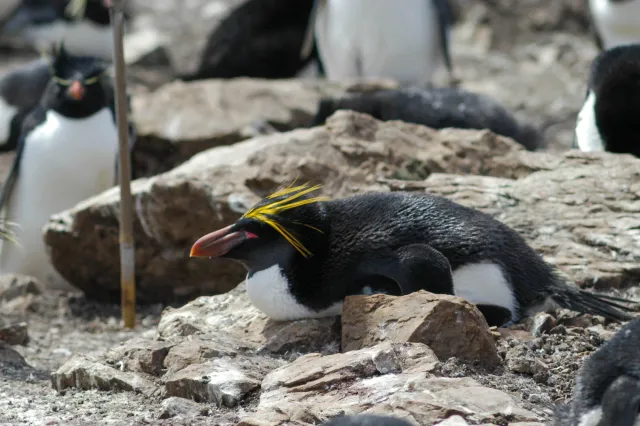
[108,0,136,329]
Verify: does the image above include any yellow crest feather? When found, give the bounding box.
[243,183,329,258]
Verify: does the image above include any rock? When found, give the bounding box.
[158,396,206,419]
[130,78,331,177]
[52,354,159,396]
[341,291,501,369]
[0,274,42,302]
[505,345,549,384]
[45,111,640,302]
[531,313,557,337]
[104,338,174,376]
[164,355,279,407]
[496,328,534,343]
[43,111,532,303]
[0,321,28,345]
[249,343,538,424]
[157,282,340,356]
[436,416,469,425]
[0,341,29,368]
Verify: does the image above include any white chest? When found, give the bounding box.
[25,21,114,60]
[245,265,342,321]
[315,0,443,84]
[589,0,640,48]
[18,108,119,214]
[0,97,18,144]
[575,91,605,152]
[578,407,640,426]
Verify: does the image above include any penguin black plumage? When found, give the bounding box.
[588,0,640,50]
[573,43,640,157]
[1,0,127,59]
[307,0,455,86]
[0,57,51,152]
[190,184,635,327]
[552,318,640,426]
[312,87,542,151]
[322,414,413,426]
[0,44,135,288]
[179,0,323,81]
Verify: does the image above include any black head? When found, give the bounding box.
[588,44,640,156]
[190,183,330,272]
[41,43,111,118]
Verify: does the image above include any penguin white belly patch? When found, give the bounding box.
[246,265,343,321]
[578,408,640,426]
[451,262,518,320]
[575,92,605,152]
[315,0,441,84]
[0,108,118,285]
[0,97,17,144]
[589,0,640,48]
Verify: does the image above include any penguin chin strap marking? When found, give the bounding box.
[242,182,329,258]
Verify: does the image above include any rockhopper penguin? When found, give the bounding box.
[305,0,455,86]
[190,184,635,327]
[573,43,640,158]
[588,0,640,50]
[1,0,123,60]
[0,44,135,289]
[552,317,640,426]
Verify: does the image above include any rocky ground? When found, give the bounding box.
[2,0,640,425]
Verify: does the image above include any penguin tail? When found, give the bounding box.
[550,284,637,322]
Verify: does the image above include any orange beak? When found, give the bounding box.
[68,81,85,101]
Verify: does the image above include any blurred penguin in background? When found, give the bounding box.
[303,0,455,86]
[589,0,640,50]
[0,0,129,59]
[180,0,323,81]
[573,43,640,157]
[0,44,135,289]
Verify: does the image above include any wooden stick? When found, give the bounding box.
[109,0,136,329]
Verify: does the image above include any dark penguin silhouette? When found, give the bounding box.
[0,0,128,59]
[179,0,323,81]
[588,0,640,50]
[322,414,414,426]
[0,57,51,152]
[312,87,542,151]
[190,184,635,327]
[573,44,640,158]
[552,318,640,426]
[0,44,135,288]
[305,0,455,86]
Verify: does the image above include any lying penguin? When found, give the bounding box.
[312,87,542,151]
[0,57,51,152]
[0,43,135,288]
[573,43,640,157]
[180,0,323,81]
[588,0,640,50]
[303,0,455,85]
[0,0,125,59]
[552,317,640,426]
[190,183,635,327]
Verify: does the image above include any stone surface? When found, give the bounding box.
[158,396,206,419]
[342,291,501,369]
[43,111,535,303]
[0,274,42,302]
[531,313,557,337]
[246,342,538,425]
[0,320,28,345]
[157,282,341,356]
[51,354,160,396]
[505,345,549,384]
[104,338,174,376]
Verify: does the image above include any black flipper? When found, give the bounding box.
[0,105,47,214]
[476,304,512,327]
[550,284,636,322]
[432,0,456,84]
[354,243,454,296]
[598,375,640,426]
